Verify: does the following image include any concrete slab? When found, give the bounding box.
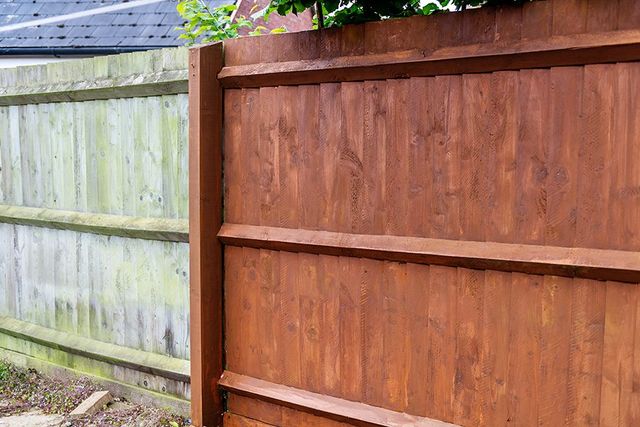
[0,410,64,427]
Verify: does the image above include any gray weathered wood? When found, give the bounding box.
[0,204,188,242]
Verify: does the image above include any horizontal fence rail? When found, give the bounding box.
[0,205,189,242]
[219,371,459,427]
[0,69,188,106]
[219,29,640,88]
[218,224,640,283]
[0,316,190,383]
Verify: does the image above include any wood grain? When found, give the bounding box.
[219,371,459,427]
[218,30,640,88]
[216,2,640,426]
[188,43,224,427]
[219,224,640,284]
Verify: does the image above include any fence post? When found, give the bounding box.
[188,42,224,427]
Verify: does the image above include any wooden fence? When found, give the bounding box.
[191,0,640,426]
[0,48,191,413]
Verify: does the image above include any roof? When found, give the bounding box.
[0,0,230,55]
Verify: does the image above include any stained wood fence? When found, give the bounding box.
[191,0,640,425]
[0,47,191,413]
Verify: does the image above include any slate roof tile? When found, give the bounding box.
[0,0,189,51]
[111,13,139,25]
[0,0,309,53]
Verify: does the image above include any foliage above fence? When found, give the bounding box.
[270,0,530,27]
[176,0,532,42]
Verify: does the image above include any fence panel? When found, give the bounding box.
[188,0,640,425]
[0,47,191,413]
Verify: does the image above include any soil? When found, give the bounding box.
[0,361,190,427]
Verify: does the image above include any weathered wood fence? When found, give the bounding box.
[0,48,191,413]
[190,0,640,425]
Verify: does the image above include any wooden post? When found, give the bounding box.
[189,42,224,427]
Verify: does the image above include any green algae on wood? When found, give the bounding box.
[0,204,189,242]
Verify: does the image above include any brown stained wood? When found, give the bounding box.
[506,273,540,424]
[631,291,640,425]
[240,89,261,226]
[228,393,285,426]
[225,246,245,375]
[546,67,581,247]
[626,63,640,252]
[218,223,640,284]
[452,268,484,426]
[218,30,640,88]
[340,24,365,57]
[339,257,363,402]
[362,258,384,408]
[610,64,630,252]
[385,79,410,236]
[577,64,614,250]
[280,251,301,388]
[435,11,463,49]
[258,86,280,227]
[489,72,518,243]
[224,412,277,427]
[257,249,282,384]
[538,276,572,425]
[516,69,548,245]
[298,252,322,393]
[521,0,552,39]
[340,82,365,234]
[297,85,321,230]
[362,80,386,235]
[317,83,342,232]
[566,279,605,425]
[552,0,588,35]
[218,371,459,427]
[224,89,243,223]
[586,0,619,32]
[188,42,224,427]
[216,3,640,426]
[381,261,410,412]
[479,271,511,426]
[495,5,522,42]
[319,255,342,397]
[462,6,496,45]
[600,282,638,426]
[618,0,640,30]
[407,78,431,237]
[460,73,488,242]
[426,266,457,422]
[431,75,462,240]
[241,247,262,379]
[405,263,430,416]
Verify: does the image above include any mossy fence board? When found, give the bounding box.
[0,47,191,408]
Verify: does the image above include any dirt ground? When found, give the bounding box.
[0,361,189,427]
